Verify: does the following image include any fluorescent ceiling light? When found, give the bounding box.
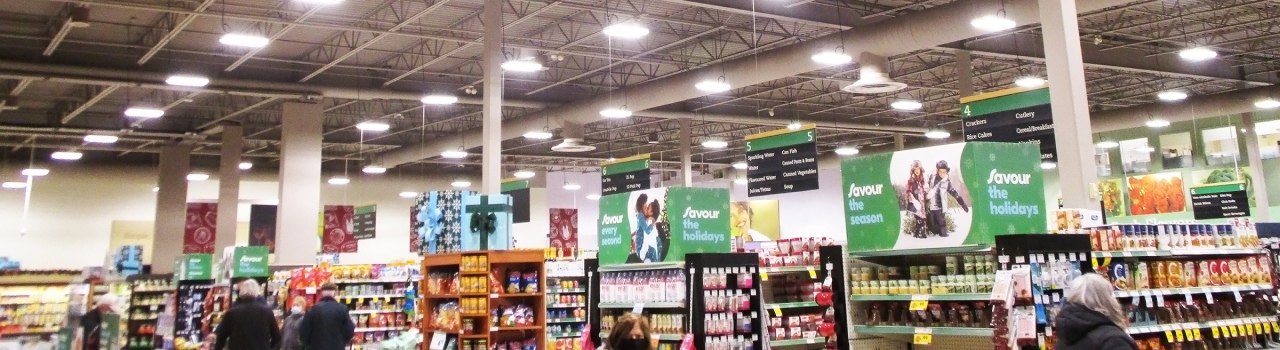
[501,58,543,72]
[21,168,49,177]
[441,150,468,159]
[810,51,853,65]
[399,191,419,198]
[1040,162,1057,170]
[970,15,1016,32]
[1157,90,1188,101]
[513,170,536,179]
[1255,99,1280,109]
[600,107,632,119]
[562,183,581,191]
[362,165,387,174]
[421,94,458,105]
[695,80,731,93]
[152,186,159,192]
[924,128,950,139]
[83,134,118,144]
[1095,141,1119,149]
[523,130,553,140]
[452,180,471,188]
[165,75,210,87]
[701,138,729,149]
[1014,76,1045,88]
[834,146,859,156]
[51,151,82,160]
[731,161,748,170]
[602,23,649,39]
[1179,47,1217,61]
[2,182,27,189]
[787,121,802,130]
[187,173,210,181]
[356,121,390,131]
[890,100,923,111]
[734,178,748,185]
[124,107,164,118]
[1146,119,1170,128]
[586,194,601,200]
[238,162,253,170]
[219,33,269,48]
[607,157,616,162]
[327,177,350,185]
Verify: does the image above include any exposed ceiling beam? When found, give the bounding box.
[197,97,282,130]
[1092,84,1280,132]
[298,0,454,82]
[0,79,33,114]
[225,6,326,72]
[60,85,119,124]
[135,0,217,65]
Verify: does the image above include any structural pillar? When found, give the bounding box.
[893,133,905,151]
[480,0,503,194]
[1241,113,1271,221]
[151,143,190,273]
[1039,0,1099,210]
[276,102,323,265]
[214,124,243,253]
[679,118,693,186]
[955,50,974,98]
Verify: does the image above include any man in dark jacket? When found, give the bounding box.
[1054,303,1138,350]
[215,280,281,350]
[299,282,355,350]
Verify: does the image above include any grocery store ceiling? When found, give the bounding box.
[0,0,1276,173]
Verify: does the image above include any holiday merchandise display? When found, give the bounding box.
[420,250,547,350]
[757,238,836,267]
[848,254,997,296]
[754,246,845,350]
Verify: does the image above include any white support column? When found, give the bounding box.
[1241,113,1271,221]
[955,50,974,98]
[214,124,242,253]
[151,143,190,273]
[1039,0,1099,210]
[680,118,693,186]
[893,133,905,151]
[480,0,503,195]
[276,102,323,265]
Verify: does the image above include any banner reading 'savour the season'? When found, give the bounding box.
[842,142,1047,252]
[597,187,731,265]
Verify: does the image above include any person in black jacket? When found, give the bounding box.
[215,280,281,350]
[1054,274,1138,350]
[299,282,355,350]
[80,293,118,350]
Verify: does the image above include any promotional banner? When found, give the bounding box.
[109,221,154,265]
[248,205,278,252]
[409,205,420,253]
[601,154,652,196]
[961,87,1057,162]
[502,179,532,224]
[183,203,217,254]
[597,187,731,265]
[1125,172,1186,215]
[222,246,269,278]
[745,125,819,196]
[321,205,357,253]
[842,142,1047,252]
[353,205,377,240]
[549,208,579,256]
[173,254,212,282]
[731,200,780,242]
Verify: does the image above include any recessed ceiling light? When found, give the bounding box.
[2,182,27,189]
[562,183,581,191]
[441,150,468,159]
[811,50,853,65]
[695,80,731,93]
[238,162,253,170]
[356,121,390,131]
[924,128,950,139]
[513,170,536,179]
[1014,76,1045,88]
[523,130,553,140]
[165,74,210,87]
[501,58,543,72]
[21,168,49,177]
[970,14,1016,32]
[124,107,164,118]
[187,173,210,181]
[1146,118,1171,128]
[1157,90,1188,101]
[219,33,270,48]
[600,107,632,119]
[83,134,118,143]
[1178,47,1217,61]
[834,146,859,156]
[362,165,387,174]
[586,193,601,200]
[701,137,729,149]
[399,191,419,198]
[1095,141,1119,149]
[731,161,747,170]
[890,100,923,111]
[51,151,82,160]
[1255,99,1280,109]
[452,180,472,188]
[421,94,458,105]
[327,177,350,185]
[602,23,650,39]
[1040,162,1057,170]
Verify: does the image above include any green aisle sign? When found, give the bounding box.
[229,246,269,278]
[501,179,530,192]
[174,254,212,282]
[744,125,819,196]
[842,142,1047,253]
[597,187,731,265]
[601,154,652,196]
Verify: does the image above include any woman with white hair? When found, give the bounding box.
[1053,274,1138,350]
[214,279,280,350]
[80,294,118,350]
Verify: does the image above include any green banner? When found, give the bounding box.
[100,313,121,350]
[960,88,1051,118]
[601,156,650,176]
[744,126,815,152]
[174,254,212,282]
[229,246,269,278]
[597,187,731,265]
[501,180,530,192]
[842,142,1047,252]
[1190,182,1246,195]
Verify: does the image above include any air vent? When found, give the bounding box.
[552,122,596,153]
[842,53,907,94]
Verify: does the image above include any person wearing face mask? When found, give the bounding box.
[603,313,653,350]
[277,297,308,350]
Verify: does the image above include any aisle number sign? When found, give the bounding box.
[744,125,819,197]
[1189,181,1250,220]
[601,154,651,196]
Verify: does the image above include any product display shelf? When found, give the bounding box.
[124,274,173,349]
[849,294,988,302]
[1112,284,1272,298]
[0,279,72,340]
[172,279,215,346]
[1125,316,1277,335]
[544,254,588,350]
[853,325,994,337]
[758,245,849,350]
[1092,248,1267,258]
[419,250,547,350]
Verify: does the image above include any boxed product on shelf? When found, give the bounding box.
[599,269,686,304]
[1097,255,1273,291]
[1089,221,1261,252]
[758,238,836,267]
[863,300,992,328]
[849,254,996,295]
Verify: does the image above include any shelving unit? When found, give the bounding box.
[124,274,173,349]
[0,275,73,340]
[545,253,588,350]
[419,250,547,350]
[755,244,848,350]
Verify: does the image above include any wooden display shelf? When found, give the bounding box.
[420,250,547,350]
[422,253,463,267]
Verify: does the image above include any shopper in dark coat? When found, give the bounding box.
[298,282,355,350]
[1054,274,1138,350]
[214,280,281,350]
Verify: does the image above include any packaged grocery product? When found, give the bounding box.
[1110,263,1130,290]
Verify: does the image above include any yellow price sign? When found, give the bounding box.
[761,271,769,282]
[1256,323,1264,335]
[1175,330,1184,342]
[772,307,783,316]
[913,333,932,345]
[1212,327,1220,338]
[1231,325,1240,337]
[1165,331,1175,342]
[1192,329,1201,341]
[807,267,817,279]
[1272,321,1279,333]
[1266,322,1274,334]
[908,300,928,311]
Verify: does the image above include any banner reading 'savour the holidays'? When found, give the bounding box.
[597,187,730,265]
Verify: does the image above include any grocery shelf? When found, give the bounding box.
[422,294,460,300]
[1092,249,1266,258]
[760,266,821,274]
[598,302,684,309]
[769,338,824,347]
[340,294,404,300]
[551,332,583,338]
[333,278,420,284]
[598,262,685,272]
[1112,284,1271,298]
[764,301,821,309]
[491,326,542,332]
[350,310,402,315]
[548,303,588,308]
[853,325,993,337]
[849,293,988,301]
[849,245,992,258]
[355,326,409,332]
[598,332,685,341]
[491,292,543,298]
[547,318,587,323]
[132,289,175,293]
[1125,316,1276,335]
[547,288,587,293]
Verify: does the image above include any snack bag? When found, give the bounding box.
[507,271,522,294]
[523,272,540,293]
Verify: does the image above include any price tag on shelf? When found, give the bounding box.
[772,306,783,316]
[1175,330,1184,342]
[305,287,317,295]
[1165,331,1175,342]
[1052,293,1062,303]
[1230,325,1240,337]
[760,271,769,282]
[912,333,932,345]
[807,267,817,279]
[1212,327,1220,338]
[1015,256,1026,264]
[1193,329,1202,340]
[998,255,1010,264]
[490,294,499,299]
[1144,295,1155,307]
[805,338,815,345]
[908,295,929,311]
[429,331,448,350]
[826,263,833,271]
[1255,323,1263,335]
[1183,290,1193,301]
[1155,294,1164,305]
[384,297,391,303]
[358,297,365,305]
[632,303,644,314]
[1205,292,1215,304]
[1272,321,1279,333]
[1234,290,1243,302]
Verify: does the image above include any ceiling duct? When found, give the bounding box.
[551,121,596,153]
[842,52,907,94]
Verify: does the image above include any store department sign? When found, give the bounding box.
[353,205,377,240]
[841,142,1047,252]
[1190,181,1250,220]
[597,187,731,265]
[744,125,819,197]
[960,87,1057,162]
[601,154,651,196]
